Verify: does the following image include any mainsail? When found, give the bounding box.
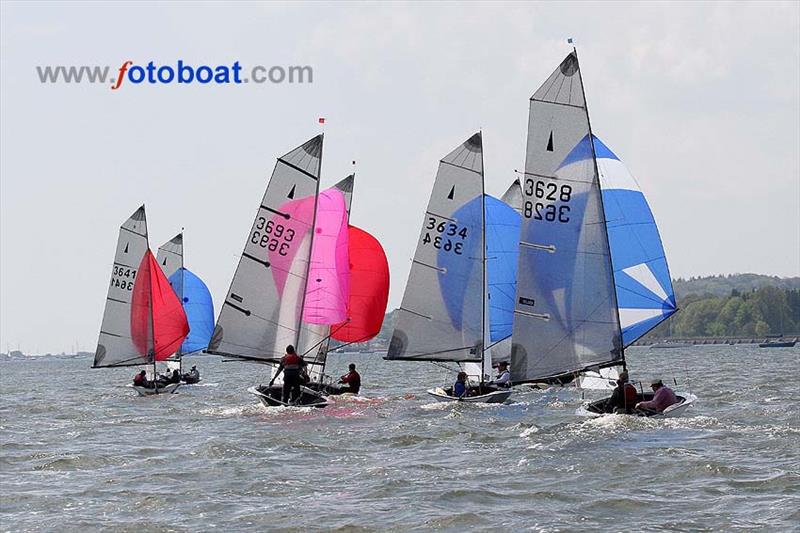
[594,136,677,346]
[511,52,622,383]
[208,135,323,362]
[157,233,183,280]
[94,206,151,368]
[386,133,485,362]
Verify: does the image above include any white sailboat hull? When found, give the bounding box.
[132,383,181,396]
[427,387,512,404]
[575,393,697,419]
[247,385,329,408]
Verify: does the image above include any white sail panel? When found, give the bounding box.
[386,133,485,362]
[93,206,151,367]
[209,136,323,362]
[156,233,183,280]
[511,53,622,383]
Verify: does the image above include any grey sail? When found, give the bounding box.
[386,133,485,362]
[302,173,355,381]
[510,52,622,383]
[208,136,323,363]
[93,206,150,368]
[156,233,183,280]
[501,179,523,213]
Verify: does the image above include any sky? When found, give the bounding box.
[1,1,798,354]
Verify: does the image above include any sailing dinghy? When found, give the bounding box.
[385,133,513,404]
[207,136,333,408]
[93,206,190,396]
[509,50,695,416]
[156,233,215,384]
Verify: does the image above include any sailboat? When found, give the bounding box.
[208,135,350,408]
[509,50,695,417]
[156,233,215,383]
[93,206,190,396]
[385,132,514,404]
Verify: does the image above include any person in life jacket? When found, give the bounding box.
[269,345,307,404]
[337,363,361,394]
[133,370,147,387]
[605,371,638,413]
[489,361,512,388]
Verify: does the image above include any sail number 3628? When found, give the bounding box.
[251,217,295,255]
[523,179,572,223]
[422,217,467,255]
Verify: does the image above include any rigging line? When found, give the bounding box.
[553,67,567,103]
[301,322,348,357]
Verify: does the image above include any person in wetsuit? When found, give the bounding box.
[270,345,307,404]
[338,363,361,394]
[605,371,638,413]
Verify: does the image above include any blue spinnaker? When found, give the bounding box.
[485,196,521,342]
[168,268,215,353]
[591,136,677,346]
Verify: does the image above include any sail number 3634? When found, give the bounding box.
[422,217,467,255]
[251,217,295,255]
[523,179,572,223]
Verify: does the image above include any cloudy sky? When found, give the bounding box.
[1,1,798,354]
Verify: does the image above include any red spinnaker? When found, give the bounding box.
[130,250,189,361]
[331,226,390,343]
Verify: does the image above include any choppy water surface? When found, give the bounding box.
[1,345,798,531]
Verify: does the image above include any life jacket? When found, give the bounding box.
[282,353,302,373]
[623,383,638,408]
[133,374,145,385]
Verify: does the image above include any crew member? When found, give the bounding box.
[270,345,307,404]
[636,379,678,413]
[338,363,361,394]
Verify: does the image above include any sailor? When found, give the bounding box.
[269,345,307,404]
[169,369,181,384]
[636,379,678,413]
[133,370,147,387]
[489,361,512,388]
[183,365,200,382]
[453,371,468,398]
[338,363,361,394]
[605,371,638,413]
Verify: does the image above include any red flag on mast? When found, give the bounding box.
[318,117,326,124]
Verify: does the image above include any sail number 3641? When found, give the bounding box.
[523,179,572,223]
[251,217,295,255]
[422,217,467,255]
[110,265,136,291]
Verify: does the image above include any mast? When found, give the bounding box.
[574,46,624,367]
[479,132,488,385]
[145,210,157,390]
[179,230,185,372]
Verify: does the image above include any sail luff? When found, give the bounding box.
[479,134,489,383]
[573,48,624,356]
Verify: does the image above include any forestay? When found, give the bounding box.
[386,133,485,362]
[593,136,677,346]
[511,52,622,383]
[208,136,322,362]
[93,206,151,368]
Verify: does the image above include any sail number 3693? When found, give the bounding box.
[523,179,572,223]
[251,217,295,255]
[422,217,468,255]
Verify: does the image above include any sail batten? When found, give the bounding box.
[511,52,622,383]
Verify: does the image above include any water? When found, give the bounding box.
[1,345,798,532]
